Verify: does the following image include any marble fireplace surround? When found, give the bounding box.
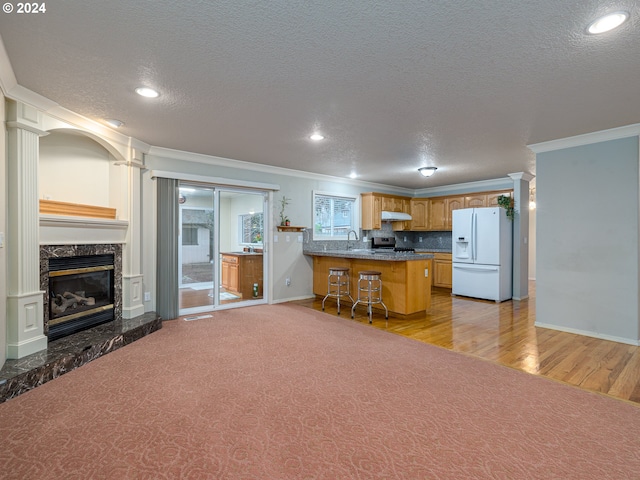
[40,244,123,337]
[0,244,160,403]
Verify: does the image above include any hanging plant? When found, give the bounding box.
[497,195,515,221]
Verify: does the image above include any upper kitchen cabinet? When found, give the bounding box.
[428,198,447,230]
[361,193,382,230]
[464,194,487,208]
[429,195,465,231]
[362,193,411,231]
[465,190,513,208]
[486,190,512,207]
[446,196,465,228]
[410,199,429,230]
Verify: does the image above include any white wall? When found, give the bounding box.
[40,131,125,217]
[142,154,408,305]
[536,135,639,344]
[0,96,7,366]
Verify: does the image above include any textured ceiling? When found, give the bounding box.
[1,1,639,189]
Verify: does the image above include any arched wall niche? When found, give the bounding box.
[39,128,128,219]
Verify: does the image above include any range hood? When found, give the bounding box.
[381,211,412,221]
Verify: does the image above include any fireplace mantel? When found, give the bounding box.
[40,215,129,245]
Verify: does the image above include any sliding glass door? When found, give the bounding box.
[178,183,267,315]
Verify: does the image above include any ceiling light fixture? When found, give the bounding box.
[418,167,437,177]
[105,119,124,128]
[135,87,160,98]
[309,133,325,141]
[586,11,629,34]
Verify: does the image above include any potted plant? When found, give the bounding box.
[497,195,515,221]
[279,195,291,226]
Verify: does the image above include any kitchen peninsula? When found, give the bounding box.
[305,250,434,316]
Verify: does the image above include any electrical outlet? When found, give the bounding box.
[0,232,4,248]
[424,269,429,277]
[144,292,151,302]
[285,277,291,286]
[419,236,423,242]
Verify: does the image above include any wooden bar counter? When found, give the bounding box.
[305,250,433,316]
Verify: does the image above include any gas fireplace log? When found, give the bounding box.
[63,291,96,306]
[51,291,97,315]
[51,294,78,315]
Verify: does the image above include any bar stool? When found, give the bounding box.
[322,267,354,315]
[351,270,388,324]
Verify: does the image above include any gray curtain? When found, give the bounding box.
[156,178,179,320]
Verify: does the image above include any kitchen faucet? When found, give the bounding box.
[347,230,359,250]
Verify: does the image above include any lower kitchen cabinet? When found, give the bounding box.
[221,253,263,299]
[433,253,452,289]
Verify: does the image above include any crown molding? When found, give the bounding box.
[528,123,640,154]
[147,146,415,196]
[413,177,514,197]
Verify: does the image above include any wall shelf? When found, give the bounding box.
[276,226,306,232]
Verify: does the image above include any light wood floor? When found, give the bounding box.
[292,282,640,404]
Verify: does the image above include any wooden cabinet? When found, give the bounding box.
[364,190,512,232]
[410,199,429,230]
[311,254,432,315]
[362,193,411,231]
[221,255,239,292]
[464,190,512,208]
[433,253,452,288]
[417,252,452,289]
[487,190,511,207]
[221,253,263,299]
[393,198,412,231]
[361,193,382,230]
[428,198,447,231]
[446,196,465,229]
[464,194,487,208]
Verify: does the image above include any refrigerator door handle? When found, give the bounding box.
[472,211,477,261]
[453,265,499,272]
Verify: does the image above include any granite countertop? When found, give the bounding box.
[303,249,434,261]
[415,248,452,254]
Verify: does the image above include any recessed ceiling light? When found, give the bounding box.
[418,167,437,177]
[586,11,629,34]
[349,172,358,179]
[135,87,160,98]
[310,133,325,141]
[105,119,124,128]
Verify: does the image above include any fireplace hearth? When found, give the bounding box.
[41,244,123,340]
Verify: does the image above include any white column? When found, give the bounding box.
[121,149,145,318]
[6,101,48,358]
[508,172,535,301]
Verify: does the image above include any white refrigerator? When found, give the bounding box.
[452,207,512,302]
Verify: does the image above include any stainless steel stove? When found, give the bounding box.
[371,237,415,253]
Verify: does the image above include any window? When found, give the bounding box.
[240,212,264,244]
[182,226,199,246]
[313,191,358,240]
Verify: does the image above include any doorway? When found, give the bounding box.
[178,183,267,315]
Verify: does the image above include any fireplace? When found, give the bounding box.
[41,244,123,341]
[48,254,115,341]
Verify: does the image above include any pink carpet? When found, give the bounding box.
[1,304,639,479]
